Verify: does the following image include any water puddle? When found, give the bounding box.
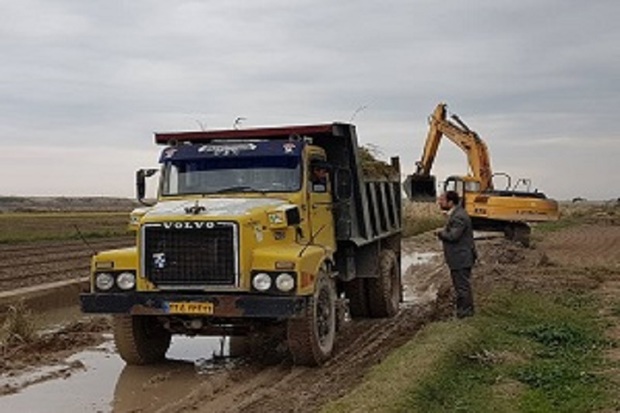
[0,335,239,413]
[401,250,442,306]
[401,251,440,270]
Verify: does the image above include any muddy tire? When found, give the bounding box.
[343,278,369,318]
[113,315,171,365]
[514,224,531,247]
[368,249,401,318]
[287,271,336,366]
[248,325,287,364]
[504,223,531,247]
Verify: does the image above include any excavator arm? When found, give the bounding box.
[406,103,494,200]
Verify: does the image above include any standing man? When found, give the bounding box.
[436,190,477,318]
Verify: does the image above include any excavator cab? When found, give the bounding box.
[443,176,465,199]
[404,174,437,201]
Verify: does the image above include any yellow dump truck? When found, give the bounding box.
[80,123,402,366]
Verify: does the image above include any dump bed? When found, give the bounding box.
[155,123,402,247]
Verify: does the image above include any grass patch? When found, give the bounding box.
[403,202,445,237]
[534,219,580,233]
[407,291,610,413]
[325,290,613,413]
[322,322,477,413]
[0,212,131,244]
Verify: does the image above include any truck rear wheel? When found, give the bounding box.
[113,315,171,365]
[343,278,369,318]
[368,249,401,318]
[287,271,336,366]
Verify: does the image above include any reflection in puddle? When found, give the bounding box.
[401,251,440,270]
[0,335,236,413]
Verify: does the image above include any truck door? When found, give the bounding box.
[308,160,336,251]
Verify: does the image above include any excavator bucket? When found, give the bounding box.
[404,174,437,202]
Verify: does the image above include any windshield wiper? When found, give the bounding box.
[214,186,255,193]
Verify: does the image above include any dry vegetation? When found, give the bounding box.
[0,301,36,348]
[0,196,137,213]
[535,201,620,234]
[402,201,445,237]
[559,200,620,222]
[358,145,399,179]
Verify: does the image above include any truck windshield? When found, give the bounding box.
[161,156,301,195]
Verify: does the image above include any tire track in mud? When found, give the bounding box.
[164,292,452,413]
[166,239,452,412]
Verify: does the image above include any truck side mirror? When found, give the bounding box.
[136,168,158,206]
[334,168,353,201]
[286,206,302,226]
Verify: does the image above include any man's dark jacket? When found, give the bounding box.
[438,205,477,269]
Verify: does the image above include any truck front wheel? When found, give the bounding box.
[287,271,336,366]
[113,315,171,365]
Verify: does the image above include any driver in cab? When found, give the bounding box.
[310,162,330,193]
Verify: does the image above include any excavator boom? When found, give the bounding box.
[415,103,493,191]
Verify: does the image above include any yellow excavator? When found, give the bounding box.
[404,103,559,246]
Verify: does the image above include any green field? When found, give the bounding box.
[0,212,131,244]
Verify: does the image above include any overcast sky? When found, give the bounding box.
[1,0,618,200]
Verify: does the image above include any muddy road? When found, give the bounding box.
[14,222,620,413]
[0,234,454,413]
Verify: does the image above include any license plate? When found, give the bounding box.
[166,301,214,315]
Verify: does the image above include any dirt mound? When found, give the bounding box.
[0,317,110,374]
[482,240,527,265]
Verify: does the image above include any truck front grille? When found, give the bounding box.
[142,222,238,287]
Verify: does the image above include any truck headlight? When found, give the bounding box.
[95,273,114,291]
[116,272,136,290]
[275,273,295,292]
[252,273,272,291]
